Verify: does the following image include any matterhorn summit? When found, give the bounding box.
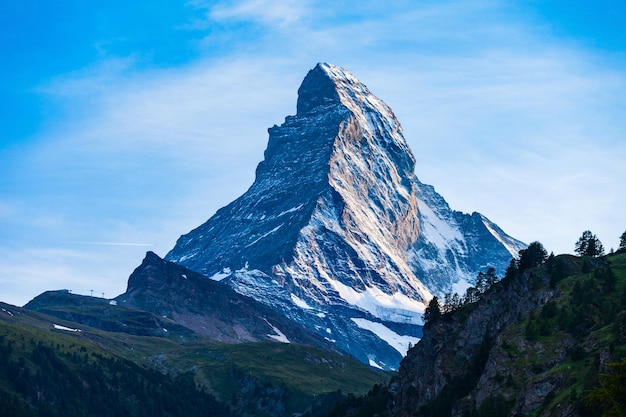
[166,63,525,369]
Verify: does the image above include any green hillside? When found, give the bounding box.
[510,252,626,416]
[0,304,387,417]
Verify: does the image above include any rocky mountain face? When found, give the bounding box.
[165,63,525,370]
[410,180,524,294]
[389,253,626,417]
[114,251,335,349]
[390,264,558,417]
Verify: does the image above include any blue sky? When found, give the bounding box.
[1,0,625,306]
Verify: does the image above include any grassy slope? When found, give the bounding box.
[515,252,626,416]
[0,303,388,416]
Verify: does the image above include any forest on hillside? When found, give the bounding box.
[0,334,232,417]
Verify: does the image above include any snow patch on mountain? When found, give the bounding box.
[264,319,290,344]
[53,323,82,332]
[452,279,472,297]
[481,215,521,258]
[246,224,284,247]
[278,204,304,217]
[291,294,314,309]
[328,278,425,325]
[210,268,231,281]
[351,318,419,356]
[415,196,464,253]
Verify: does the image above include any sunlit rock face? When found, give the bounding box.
[166,63,525,370]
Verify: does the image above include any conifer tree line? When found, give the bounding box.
[0,337,232,417]
[425,229,626,323]
[424,240,548,322]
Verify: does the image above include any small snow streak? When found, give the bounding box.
[369,359,384,370]
[351,318,419,356]
[53,323,81,332]
[291,293,313,309]
[264,319,290,343]
[245,224,283,247]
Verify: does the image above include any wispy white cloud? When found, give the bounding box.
[2,0,625,306]
[209,0,309,27]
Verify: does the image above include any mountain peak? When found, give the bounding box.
[315,62,374,98]
[165,63,525,370]
[313,62,371,93]
[296,62,342,114]
[296,63,415,176]
[297,63,379,115]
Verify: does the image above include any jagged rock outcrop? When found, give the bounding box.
[165,63,525,369]
[410,180,525,292]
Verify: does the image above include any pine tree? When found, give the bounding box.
[443,293,453,314]
[476,272,486,293]
[575,230,605,257]
[504,258,519,281]
[464,286,480,304]
[518,241,548,271]
[424,297,441,323]
[484,267,498,287]
[619,231,626,252]
[586,358,626,416]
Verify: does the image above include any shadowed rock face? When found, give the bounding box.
[116,251,335,349]
[165,63,525,369]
